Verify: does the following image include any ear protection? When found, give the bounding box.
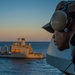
[50,1,73,32]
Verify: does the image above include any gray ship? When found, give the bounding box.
[0,38,44,59]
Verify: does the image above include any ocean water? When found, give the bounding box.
[0,42,64,75]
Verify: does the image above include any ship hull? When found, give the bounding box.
[0,53,26,58]
[46,38,75,75]
[0,53,44,59]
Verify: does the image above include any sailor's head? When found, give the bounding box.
[49,1,75,33]
[50,1,75,50]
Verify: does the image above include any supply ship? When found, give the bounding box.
[0,38,44,59]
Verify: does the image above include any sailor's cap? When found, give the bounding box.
[56,1,75,13]
[42,1,75,33]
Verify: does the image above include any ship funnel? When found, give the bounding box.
[21,38,26,46]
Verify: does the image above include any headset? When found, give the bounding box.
[50,1,73,32]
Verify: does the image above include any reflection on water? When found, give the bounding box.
[0,58,62,75]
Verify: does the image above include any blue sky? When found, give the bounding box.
[0,0,61,41]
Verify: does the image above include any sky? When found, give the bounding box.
[0,0,62,41]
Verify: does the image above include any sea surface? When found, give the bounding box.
[0,42,65,75]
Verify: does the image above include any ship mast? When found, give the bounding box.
[18,38,20,44]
